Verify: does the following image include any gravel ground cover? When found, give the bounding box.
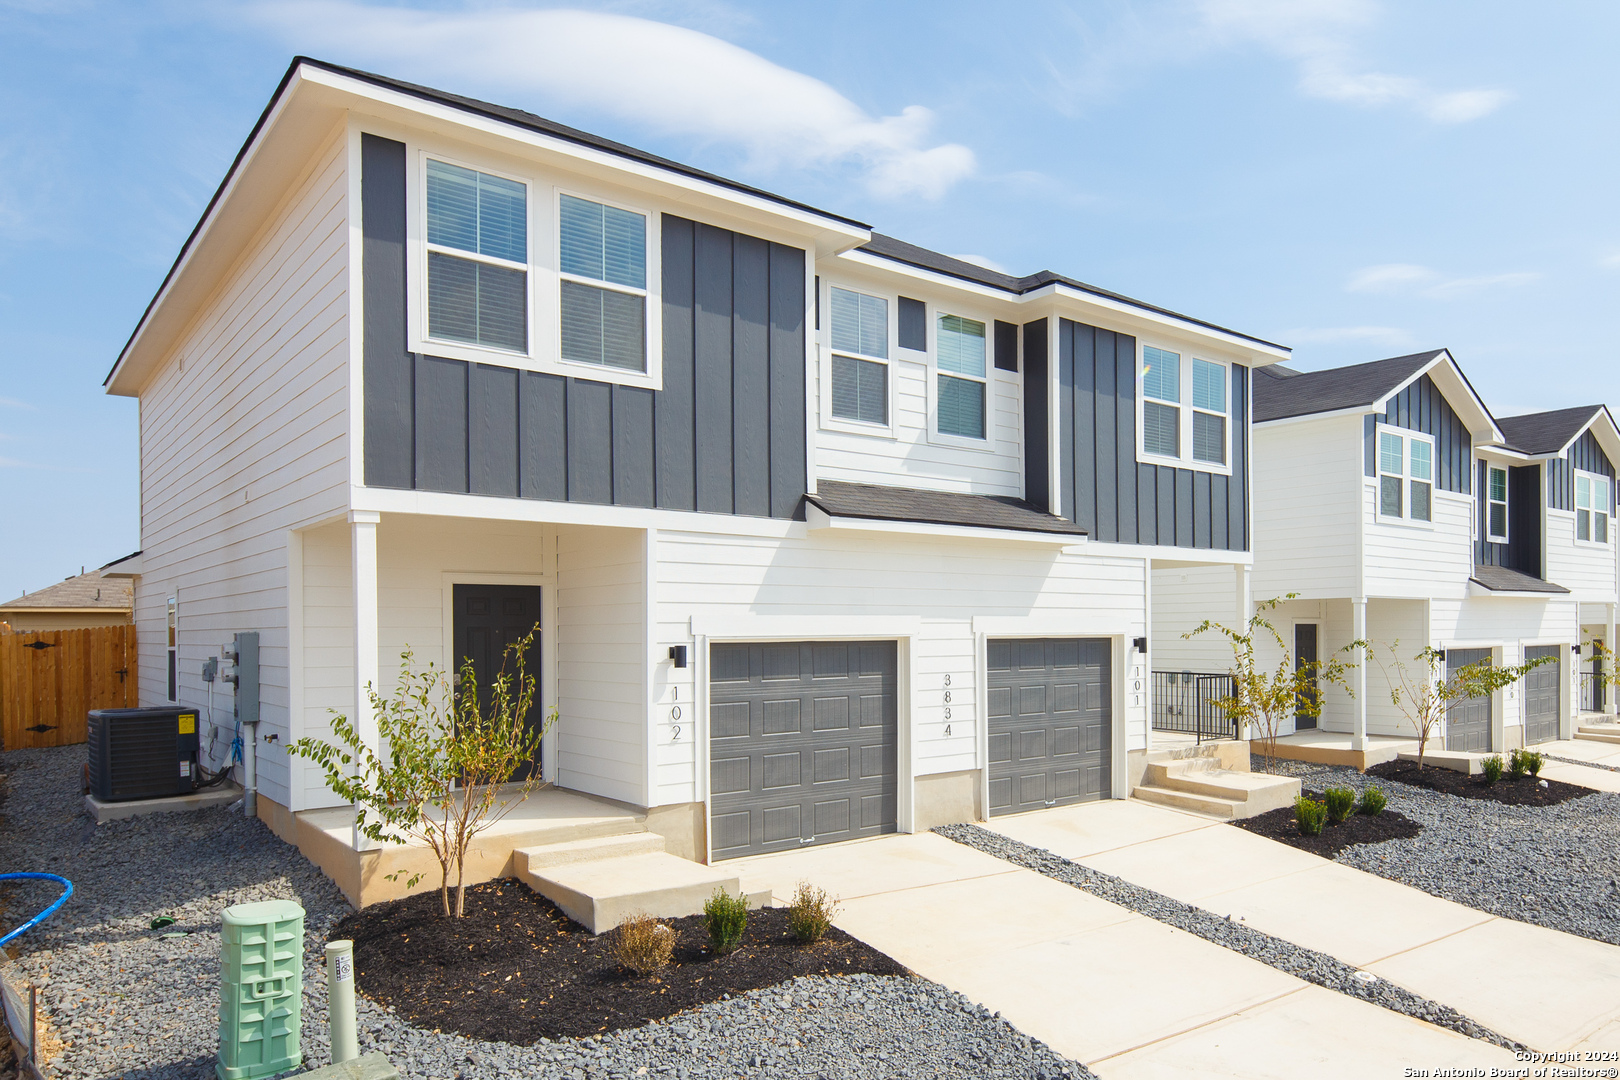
[1263,756,1620,948]
[1366,758,1590,806]
[934,822,1526,1052]
[0,746,1090,1079]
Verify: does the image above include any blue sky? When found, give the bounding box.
[1,0,1616,601]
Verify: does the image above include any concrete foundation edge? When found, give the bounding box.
[913,769,982,831]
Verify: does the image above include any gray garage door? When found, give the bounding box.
[1445,648,1493,752]
[709,641,898,860]
[1523,645,1562,745]
[987,638,1111,816]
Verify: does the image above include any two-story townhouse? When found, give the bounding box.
[1153,349,1619,764]
[105,58,1285,905]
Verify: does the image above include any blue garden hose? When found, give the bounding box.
[0,873,73,947]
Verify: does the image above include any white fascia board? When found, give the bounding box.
[301,66,869,256]
[834,249,1023,306]
[352,485,808,539]
[100,553,144,577]
[1134,547,1256,568]
[1466,581,1566,600]
[1388,352,1502,444]
[805,503,1084,547]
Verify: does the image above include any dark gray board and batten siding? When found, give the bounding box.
[1547,429,1616,513]
[360,133,807,519]
[1360,374,1471,495]
[1054,319,1249,551]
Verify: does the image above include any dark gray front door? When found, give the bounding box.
[1523,645,1562,745]
[1445,648,1493,752]
[708,641,898,861]
[452,583,543,779]
[987,638,1111,816]
[1294,624,1319,730]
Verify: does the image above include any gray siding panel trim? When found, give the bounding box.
[359,195,807,518]
[1548,429,1616,511]
[1056,318,1248,551]
[1023,319,1050,513]
[994,320,1018,372]
[898,296,927,352]
[361,134,413,489]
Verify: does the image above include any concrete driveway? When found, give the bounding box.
[989,799,1620,1054]
[733,830,1520,1078]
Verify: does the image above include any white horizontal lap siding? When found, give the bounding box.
[814,354,1023,496]
[132,131,351,813]
[1251,416,1361,600]
[299,523,354,809]
[656,530,1145,805]
[1358,599,1429,738]
[555,526,646,806]
[1362,487,1472,599]
[1150,565,1246,672]
[1545,512,1617,600]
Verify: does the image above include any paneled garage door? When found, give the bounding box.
[709,641,898,860]
[987,638,1111,816]
[1523,645,1562,745]
[1445,648,1493,752]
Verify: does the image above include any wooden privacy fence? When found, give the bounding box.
[0,625,137,750]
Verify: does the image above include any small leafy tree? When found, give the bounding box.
[1186,595,1360,773]
[290,631,554,917]
[1585,640,1620,713]
[1372,643,1554,770]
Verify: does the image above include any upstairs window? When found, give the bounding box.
[829,287,889,426]
[1377,426,1434,523]
[1486,465,1509,542]
[559,194,648,372]
[936,314,987,440]
[1192,358,1227,465]
[1577,471,1611,544]
[1142,346,1180,457]
[425,159,528,353]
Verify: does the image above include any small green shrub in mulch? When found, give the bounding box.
[1323,787,1356,825]
[703,888,748,955]
[786,882,839,944]
[1357,785,1388,816]
[1294,796,1326,837]
[1481,755,1505,785]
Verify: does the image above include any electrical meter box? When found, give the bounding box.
[217,899,303,1080]
[87,706,201,801]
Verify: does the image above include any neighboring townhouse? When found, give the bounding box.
[104,58,1286,895]
[1154,349,1619,759]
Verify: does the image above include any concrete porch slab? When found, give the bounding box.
[1261,731,1415,770]
[85,782,243,823]
[984,798,1214,861]
[731,831,1014,905]
[523,850,738,933]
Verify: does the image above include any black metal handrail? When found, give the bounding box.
[1151,670,1238,742]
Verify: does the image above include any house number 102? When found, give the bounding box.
[671,687,682,741]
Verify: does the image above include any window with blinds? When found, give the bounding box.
[559,194,648,371]
[425,159,528,352]
[1192,357,1227,465]
[829,287,889,426]
[1142,345,1181,458]
[1577,471,1611,545]
[936,314,986,440]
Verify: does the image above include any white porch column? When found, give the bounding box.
[1352,598,1368,752]
[1608,604,1617,716]
[350,510,380,849]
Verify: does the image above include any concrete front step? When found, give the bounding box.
[521,851,743,933]
[515,832,666,872]
[1577,724,1620,745]
[1397,750,1484,775]
[1133,783,1245,818]
[1138,759,1301,818]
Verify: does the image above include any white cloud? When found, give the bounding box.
[1195,0,1512,122]
[1600,251,1620,269]
[245,3,976,199]
[0,397,36,410]
[1345,263,1539,299]
[1282,325,1412,347]
[947,253,1011,274]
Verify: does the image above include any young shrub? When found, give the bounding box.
[1357,785,1388,816]
[1522,750,1544,777]
[1481,755,1505,785]
[1323,787,1356,825]
[786,882,840,944]
[1508,749,1527,778]
[703,888,749,955]
[1294,796,1327,837]
[614,913,676,976]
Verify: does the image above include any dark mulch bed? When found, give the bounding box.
[1367,758,1594,806]
[1235,793,1423,858]
[333,878,908,1044]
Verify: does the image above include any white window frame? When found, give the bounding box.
[1485,463,1510,543]
[406,147,664,391]
[1575,468,1612,547]
[1135,341,1233,476]
[927,307,996,452]
[818,280,896,438]
[1374,424,1436,528]
[166,596,178,703]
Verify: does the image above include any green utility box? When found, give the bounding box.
[218,899,304,1080]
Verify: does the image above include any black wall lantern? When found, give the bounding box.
[668,645,688,668]
[1574,643,1585,656]
[1132,636,1148,654]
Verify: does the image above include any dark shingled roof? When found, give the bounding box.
[806,481,1087,537]
[1495,406,1606,456]
[1470,565,1570,594]
[858,234,1286,350]
[1253,351,1445,423]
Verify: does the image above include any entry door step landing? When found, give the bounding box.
[1577,722,1620,746]
[1133,753,1300,820]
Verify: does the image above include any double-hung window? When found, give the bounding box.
[425,159,528,353]
[1486,465,1510,541]
[1192,358,1227,465]
[829,287,889,426]
[1142,346,1181,457]
[1577,471,1611,544]
[1377,426,1434,523]
[559,194,648,372]
[936,314,987,440]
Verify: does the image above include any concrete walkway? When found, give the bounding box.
[734,831,1519,1077]
[1534,736,1620,792]
[988,799,1620,1054]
